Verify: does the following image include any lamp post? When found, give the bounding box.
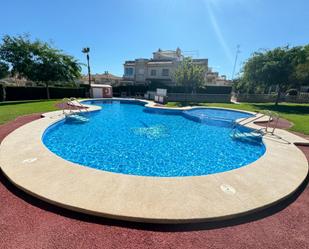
[82,47,91,95]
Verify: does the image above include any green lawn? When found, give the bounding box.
[165,102,309,135]
[0,100,308,136]
[0,100,60,125]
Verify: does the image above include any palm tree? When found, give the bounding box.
[82,47,91,90]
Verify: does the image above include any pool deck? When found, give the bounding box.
[0,98,308,223]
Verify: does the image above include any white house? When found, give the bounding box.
[122,48,231,87]
[123,48,208,87]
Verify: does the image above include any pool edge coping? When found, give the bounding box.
[0,98,308,224]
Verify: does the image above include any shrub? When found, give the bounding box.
[148,81,171,91]
[5,86,46,101]
[113,85,148,96]
[112,84,232,96]
[202,86,232,94]
[286,89,298,96]
[0,84,5,101]
[49,87,85,99]
[4,86,86,101]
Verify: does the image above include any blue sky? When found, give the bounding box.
[1,0,309,78]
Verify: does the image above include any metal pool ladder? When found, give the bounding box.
[62,98,89,123]
[62,98,88,115]
[231,111,282,143]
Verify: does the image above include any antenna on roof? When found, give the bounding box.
[231,45,241,80]
[183,50,199,58]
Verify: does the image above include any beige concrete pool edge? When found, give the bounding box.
[0,98,308,224]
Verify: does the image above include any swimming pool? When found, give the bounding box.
[42,100,266,177]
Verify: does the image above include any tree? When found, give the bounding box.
[240,46,303,105]
[0,61,9,79]
[0,34,82,98]
[233,78,252,94]
[295,62,309,86]
[294,45,309,86]
[173,57,206,93]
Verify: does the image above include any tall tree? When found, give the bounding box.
[0,34,82,98]
[0,61,9,79]
[240,46,304,105]
[173,57,206,93]
[294,45,309,86]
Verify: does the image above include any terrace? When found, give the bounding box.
[0,99,308,248]
[1,0,309,246]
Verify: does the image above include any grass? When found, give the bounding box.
[0,99,60,125]
[0,99,308,135]
[165,102,309,135]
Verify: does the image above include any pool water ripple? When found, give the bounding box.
[42,100,265,177]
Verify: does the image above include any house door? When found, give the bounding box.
[92,88,103,98]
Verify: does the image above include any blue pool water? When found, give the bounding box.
[184,108,252,121]
[42,100,266,177]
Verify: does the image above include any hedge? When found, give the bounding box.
[166,86,232,94]
[202,86,232,94]
[1,84,231,101]
[0,84,4,101]
[3,86,86,101]
[49,87,86,99]
[113,85,148,97]
[112,84,232,96]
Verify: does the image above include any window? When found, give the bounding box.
[162,69,169,76]
[150,69,156,76]
[125,67,134,76]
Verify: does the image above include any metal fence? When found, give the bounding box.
[235,93,309,103]
[167,93,231,103]
[285,93,309,103]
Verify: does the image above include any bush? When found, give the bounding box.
[113,85,148,96]
[148,81,171,91]
[79,83,90,88]
[286,89,298,96]
[49,87,85,99]
[0,84,5,101]
[112,84,232,97]
[4,86,86,101]
[5,86,46,101]
[202,86,232,94]
[150,85,232,94]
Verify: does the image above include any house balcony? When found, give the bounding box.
[123,74,134,80]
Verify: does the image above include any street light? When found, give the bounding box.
[82,47,91,91]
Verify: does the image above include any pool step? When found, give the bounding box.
[65,114,89,123]
[231,130,263,144]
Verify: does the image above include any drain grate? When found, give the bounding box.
[220,184,236,195]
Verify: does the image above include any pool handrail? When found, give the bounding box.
[61,98,89,117]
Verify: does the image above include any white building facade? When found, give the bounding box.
[205,69,232,86]
[123,48,231,87]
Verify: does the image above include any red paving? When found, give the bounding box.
[0,114,309,249]
[0,114,43,142]
[255,117,293,130]
[255,118,309,140]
